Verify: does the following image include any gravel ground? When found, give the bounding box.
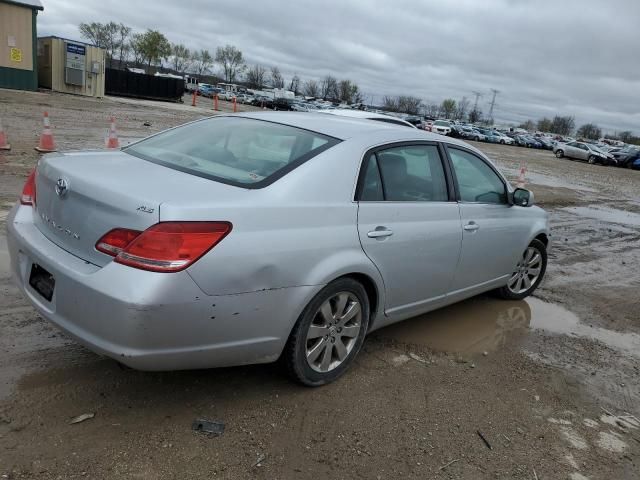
[0,88,639,479]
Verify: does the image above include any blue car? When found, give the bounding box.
[632,157,640,170]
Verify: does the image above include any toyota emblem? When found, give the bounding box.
[55,178,69,197]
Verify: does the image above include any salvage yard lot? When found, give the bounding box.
[0,89,639,479]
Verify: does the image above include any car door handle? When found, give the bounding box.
[463,222,480,232]
[367,228,394,238]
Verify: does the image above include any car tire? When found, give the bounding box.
[588,155,596,164]
[283,278,370,386]
[555,150,564,158]
[500,140,505,144]
[494,239,547,301]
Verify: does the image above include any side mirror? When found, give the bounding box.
[512,188,534,207]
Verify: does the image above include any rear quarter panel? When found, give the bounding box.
[167,138,389,297]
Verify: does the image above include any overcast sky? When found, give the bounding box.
[38,0,639,133]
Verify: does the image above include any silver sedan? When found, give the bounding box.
[7,112,549,386]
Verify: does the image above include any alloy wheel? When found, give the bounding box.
[305,292,362,373]
[507,246,543,295]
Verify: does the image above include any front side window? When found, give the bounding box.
[125,117,339,187]
[448,148,507,204]
[359,145,448,202]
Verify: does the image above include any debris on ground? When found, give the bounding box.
[252,453,266,467]
[438,458,459,471]
[69,413,95,425]
[192,418,225,436]
[477,430,493,450]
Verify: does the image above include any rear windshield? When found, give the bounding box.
[124,117,339,188]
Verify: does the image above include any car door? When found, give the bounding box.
[445,146,531,295]
[356,143,462,321]
[564,142,580,159]
[575,143,590,160]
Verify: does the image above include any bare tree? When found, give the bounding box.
[270,66,284,88]
[440,99,457,119]
[303,79,319,97]
[423,103,439,118]
[577,123,602,140]
[550,115,575,136]
[468,108,483,124]
[116,23,132,68]
[397,96,422,115]
[320,75,338,100]
[245,64,267,88]
[382,96,399,111]
[79,21,119,67]
[129,33,145,67]
[192,49,214,76]
[215,45,245,82]
[519,120,535,131]
[536,117,553,132]
[289,74,301,95]
[170,43,191,74]
[455,97,470,121]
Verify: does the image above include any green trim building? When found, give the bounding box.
[0,0,44,91]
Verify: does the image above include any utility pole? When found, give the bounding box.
[471,91,482,112]
[488,89,499,124]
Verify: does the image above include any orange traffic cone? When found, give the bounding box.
[0,118,10,151]
[105,117,120,149]
[35,112,57,153]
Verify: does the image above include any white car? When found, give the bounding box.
[320,109,417,128]
[494,132,514,145]
[432,120,452,136]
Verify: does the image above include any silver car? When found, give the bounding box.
[553,141,616,165]
[7,112,549,386]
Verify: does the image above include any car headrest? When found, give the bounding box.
[377,153,407,179]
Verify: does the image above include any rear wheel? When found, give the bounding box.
[495,239,547,300]
[284,278,370,386]
[555,150,564,158]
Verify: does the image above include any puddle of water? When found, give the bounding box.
[564,206,640,227]
[379,296,640,358]
[526,172,597,192]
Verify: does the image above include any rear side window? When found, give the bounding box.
[358,145,449,202]
[124,117,339,188]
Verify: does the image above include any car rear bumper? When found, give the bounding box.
[7,205,319,371]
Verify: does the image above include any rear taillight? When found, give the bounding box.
[20,170,36,206]
[96,222,231,273]
[96,228,142,256]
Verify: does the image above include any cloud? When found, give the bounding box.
[37,0,640,132]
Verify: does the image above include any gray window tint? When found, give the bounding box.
[449,148,507,204]
[375,145,448,202]
[359,155,384,201]
[125,117,337,187]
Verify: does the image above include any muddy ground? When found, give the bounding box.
[0,89,639,479]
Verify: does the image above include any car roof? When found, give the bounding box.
[313,109,417,128]
[235,111,438,140]
[232,112,483,155]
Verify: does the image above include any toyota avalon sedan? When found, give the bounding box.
[7,112,549,386]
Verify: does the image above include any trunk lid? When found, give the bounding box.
[35,151,162,266]
[34,150,249,267]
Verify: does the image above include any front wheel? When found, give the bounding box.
[283,278,370,386]
[555,150,564,158]
[588,155,597,164]
[495,239,547,300]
